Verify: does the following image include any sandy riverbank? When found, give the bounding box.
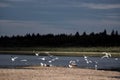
[0,66,120,80]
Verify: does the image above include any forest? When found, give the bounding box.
[0,30,120,47]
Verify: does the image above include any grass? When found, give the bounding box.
[0,47,120,52]
[0,47,120,57]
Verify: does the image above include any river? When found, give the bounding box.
[0,54,120,71]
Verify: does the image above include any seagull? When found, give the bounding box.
[69,60,76,65]
[38,57,46,61]
[48,60,52,63]
[33,51,40,56]
[101,52,111,59]
[40,63,48,67]
[11,56,18,62]
[20,59,27,62]
[68,64,73,68]
[55,57,59,60]
[40,63,44,66]
[84,56,92,64]
[115,58,118,60]
[84,56,89,63]
[52,57,59,61]
[84,56,87,59]
[69,60,77,68]
[94,61,98,70]
[48,57,59,63]
[35,53,39,56]
[95,64,98,70]
[41,57,46,60]
[35,52,40,56]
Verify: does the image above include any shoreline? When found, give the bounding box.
[0,65,120,72]
[0,66,120,80]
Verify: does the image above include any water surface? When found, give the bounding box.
[0,54,120,71]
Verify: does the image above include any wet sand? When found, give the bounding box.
[0,66,120,80]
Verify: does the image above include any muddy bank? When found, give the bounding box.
[0,66,120,80]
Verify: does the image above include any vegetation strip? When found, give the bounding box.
[0,51,119,57]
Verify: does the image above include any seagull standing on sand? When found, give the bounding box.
[40,63,44,66]
[94,61,98,70]
[69,60,77,68]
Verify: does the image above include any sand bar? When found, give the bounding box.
[0,66,120,80]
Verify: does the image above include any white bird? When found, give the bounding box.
[94,61,98,70]
[33,51,40,56]
[35,53,39,56]
[48,60,52,63]
[84,56,87,59]
[11,57,18,62]
[40,63,44,66]
[55,57,59,60]
[51,57,59,61]
[101,52,111,59]
[84,56,92,64]
[40,63,48,67]
[36,53,39,56]
[20,59,27,62]
[69,60,77,68]
[48,57,58,63]
[43,63,47,67]
[115,58,118,60]
[95,64,98,70]
[39,57,46,61]
[49,64,52,67]
[68,64,73,68]
[69,60,76,64]
[84,56,89,63]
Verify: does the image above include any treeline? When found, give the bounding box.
[0,30,120,47]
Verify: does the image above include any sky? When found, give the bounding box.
[0,0,120,36]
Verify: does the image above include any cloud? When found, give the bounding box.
[0,19,120,36]
[0,0,120,36]
[0,20,48,28]
[64,19,120,34]
[80,3,120,9]
[103,13,120,19]
[2,0,120,10]
[5,0,29,2]
[0,2,11,7]
[105,15,120,20]
[66,19,120,27]
[28,1,120,10]
[47,2,120,9]
[0,20,49,36]
[0,20,75,36]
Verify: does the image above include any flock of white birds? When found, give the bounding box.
[11,51,118,70]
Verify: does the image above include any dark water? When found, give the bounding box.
[0,54,120,71]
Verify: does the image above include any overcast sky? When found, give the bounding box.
[0,0,120,36]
